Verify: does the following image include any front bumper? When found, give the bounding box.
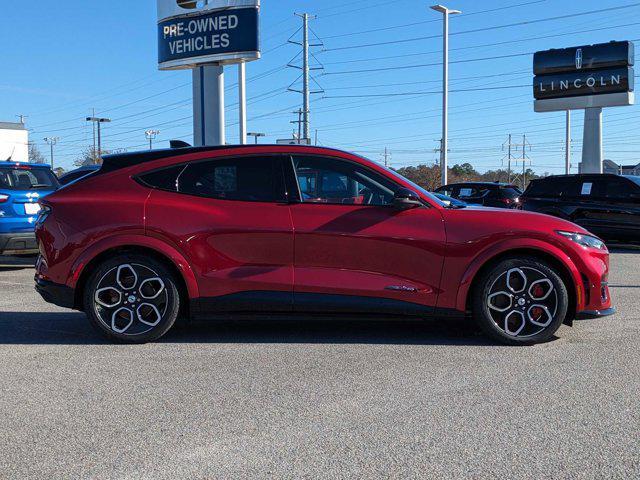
[0,232,38,255]
[35,277,76,309]
[576,307,617,320]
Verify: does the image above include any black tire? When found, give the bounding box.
[472,256,569,346]
[82,253,181,343]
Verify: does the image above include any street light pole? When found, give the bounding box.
[145,130,160,150]
[86,117,111,163]
[247,132,265,144]
[430,4,461,187]
[43,137,59,168]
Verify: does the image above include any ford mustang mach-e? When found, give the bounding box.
[34,145,613,344]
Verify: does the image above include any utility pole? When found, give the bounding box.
[238,62,247,144]
[430,4,462,187]
[91,108,96,153]
[289,13,323,145]
[86,117,111,163]
[381,147,391,167]
[43,137,59,168]
[16,114,27,125]
[521,134,531,190]
[565,110,571,175]
[502,134,514,183]
[301,13,310,142]
[145,130,160,150]
[290,109,303,142]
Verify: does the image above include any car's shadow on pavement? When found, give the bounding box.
[0,311,498,346]
[0,255,36,271]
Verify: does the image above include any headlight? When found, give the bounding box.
[556,231,607,251]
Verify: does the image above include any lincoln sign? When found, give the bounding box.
[157,0,260,70]
[533,41,635,112]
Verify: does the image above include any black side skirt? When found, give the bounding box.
[191,291,465,321]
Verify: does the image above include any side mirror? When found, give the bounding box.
[393,188,422,209]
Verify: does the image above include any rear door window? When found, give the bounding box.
[138,156,286,203]
[179,156,285,202]
[593,177,639,200]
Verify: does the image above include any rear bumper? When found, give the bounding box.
[34,277,76,309]
[0,232,37,255]
[576,307,616,320]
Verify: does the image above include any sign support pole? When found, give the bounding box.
[565,110,571,175]
[193,64,225,146]
[238,62,247,145]
[581,107,603,174]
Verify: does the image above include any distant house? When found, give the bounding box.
[0,121,29,163]
[603,159,640,176]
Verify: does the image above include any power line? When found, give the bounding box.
[321,0,548,39]
[321,2,640,52]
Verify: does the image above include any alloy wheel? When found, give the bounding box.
[93,263,168,336]
[486,266,558,338]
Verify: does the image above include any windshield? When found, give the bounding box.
[626,175,640,188]
[0,167,59,190]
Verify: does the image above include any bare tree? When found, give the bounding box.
[28,143,46,164]
[74,147,101,167]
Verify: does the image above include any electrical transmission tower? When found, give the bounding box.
[502,134,532,188]
[288,13,324,144]
[381,147,391,167]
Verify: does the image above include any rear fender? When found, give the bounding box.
[455,238,583,313]
[68,234,199,299]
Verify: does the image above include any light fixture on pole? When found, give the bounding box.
[247,132,265,144]
[86,117,111,163]
[43,137,60,168]
[430,4,461,187]
[145,130,161,150]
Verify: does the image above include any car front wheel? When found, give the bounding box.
[472,256,569,345]
[83,254,181,343]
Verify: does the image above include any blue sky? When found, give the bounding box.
[2,0,640,173]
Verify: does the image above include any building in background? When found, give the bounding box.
[0,121,28,162]
[603,159,640,176]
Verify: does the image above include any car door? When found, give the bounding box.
[285,154,446,315]
[586,176,640,241]
[144,154,294,311]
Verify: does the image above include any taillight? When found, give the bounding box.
[35,204,51,226]
[0,194,8,203]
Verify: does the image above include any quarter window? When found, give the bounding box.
[292,156,395,206]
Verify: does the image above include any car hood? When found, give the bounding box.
[442,206,590,237]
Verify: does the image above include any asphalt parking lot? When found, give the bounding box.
[0,252,638,479]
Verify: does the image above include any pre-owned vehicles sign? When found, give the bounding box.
[157,0,260,70]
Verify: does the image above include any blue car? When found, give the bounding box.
[0,162,59,255]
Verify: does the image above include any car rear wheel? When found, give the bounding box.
[83,254,181,343]
[472,256,569,345]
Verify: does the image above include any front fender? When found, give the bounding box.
[454,238,583,313]
[68,234,200,299]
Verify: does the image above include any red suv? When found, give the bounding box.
[34,145,614,345]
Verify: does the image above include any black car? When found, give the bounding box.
[435,182,522,208]
[57,165,100,186]
[521,174,640,242]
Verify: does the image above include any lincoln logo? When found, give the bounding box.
[177,0,210,9]
[575,48,583,70]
